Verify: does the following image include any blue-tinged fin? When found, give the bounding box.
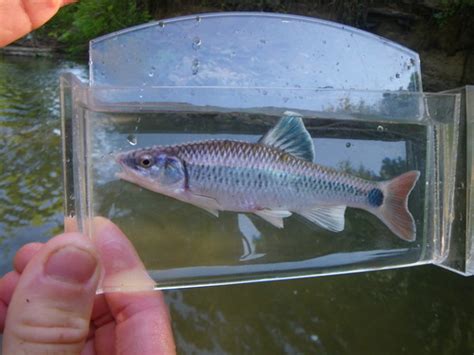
[297,205,346,232]
[258,111,315,162]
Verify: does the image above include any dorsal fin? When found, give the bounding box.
[258,111,315,162]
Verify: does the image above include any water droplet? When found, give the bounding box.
[196,16,201,22]
[127,134,137,146]
[158,21,165,28]
[262,90,268,95]
[192,59,199,75]
[52,128,61,136]
[259,39,266,44]
[345,142,351,148]
[322,40,327,44]
[395,73,400,78]
[148,71,154,77]
[192,37,201,50]
[377,125,384,132]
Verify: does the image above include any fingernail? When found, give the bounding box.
[45,246,97,284]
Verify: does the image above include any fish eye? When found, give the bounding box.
[138,154,153,168]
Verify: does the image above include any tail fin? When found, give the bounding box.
[378,170,420,241]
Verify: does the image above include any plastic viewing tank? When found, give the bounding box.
[60,13,472,291]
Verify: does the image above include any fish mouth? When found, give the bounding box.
[114,152,134,182]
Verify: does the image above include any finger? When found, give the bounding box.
[3,232,101,354]
[93,321,116,355]
[93,218,176,354]
[13,242,43,273]
[0,0,76,47]
[64,215,79,233]
[93,217,155,292]
[0,272,20,332]
[107,291,175,355]
[0,272,20,306]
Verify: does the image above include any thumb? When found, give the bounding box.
[2,233,101,354]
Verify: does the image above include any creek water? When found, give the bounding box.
[0,55,473,354]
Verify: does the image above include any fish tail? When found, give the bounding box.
[376,170,420,241]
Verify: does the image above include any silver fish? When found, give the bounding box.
[116,112,420,241]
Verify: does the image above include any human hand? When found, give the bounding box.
[0,217,176,354]
[0,0,76,47]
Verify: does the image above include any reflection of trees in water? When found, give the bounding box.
[167,265,474,354]
[338,156,408,181]
[0,57,79,240]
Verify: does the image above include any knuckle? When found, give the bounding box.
[13,307,89,345]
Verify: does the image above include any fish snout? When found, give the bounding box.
[115,152,128,166]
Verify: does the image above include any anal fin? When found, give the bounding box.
[254,209,292,228]
[297,205,346,232]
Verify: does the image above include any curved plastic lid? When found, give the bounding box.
[89,12,422,91]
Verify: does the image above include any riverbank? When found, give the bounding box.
[0,45,54,57]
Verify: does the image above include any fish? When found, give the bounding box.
[116,111,420,241]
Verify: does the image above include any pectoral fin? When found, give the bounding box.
[254,209,292,228]
[297,205,346,232]
[187,193,222,217]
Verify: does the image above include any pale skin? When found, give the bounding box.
[0,1,176,353]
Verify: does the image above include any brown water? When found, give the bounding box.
[1,55,473,354]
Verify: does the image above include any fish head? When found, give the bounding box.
[115,148,186,192]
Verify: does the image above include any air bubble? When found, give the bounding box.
[345,142,351,148]
[192,37,201,50]
[158,21,165,28]
[127,134,137,146]
[196,16,201,22]
[395,73,400,78]
[260,39,266,44]
[377,125,384,132]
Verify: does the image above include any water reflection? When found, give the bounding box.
[0,57,86,262]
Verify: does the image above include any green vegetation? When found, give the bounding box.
[433,0,474,25]
[37,0,152,55]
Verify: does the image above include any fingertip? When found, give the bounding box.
[64,216,79,233]
[13,242,43,273]
[92,218,154,292]
[3,232,101,353]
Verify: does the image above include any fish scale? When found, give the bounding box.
[162,140,375,212]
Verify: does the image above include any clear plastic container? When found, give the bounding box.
[60,13,470,291]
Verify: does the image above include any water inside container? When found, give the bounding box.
[84,108,432,288]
